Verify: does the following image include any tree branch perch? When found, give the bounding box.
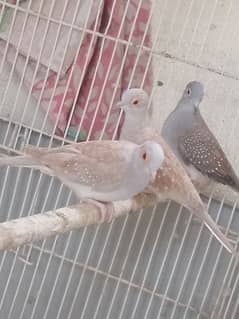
[0,193,157,251]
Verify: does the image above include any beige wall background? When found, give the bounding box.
[150,0,239,203]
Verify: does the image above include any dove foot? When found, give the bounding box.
[81,199,115,223]
[97,201,115,223]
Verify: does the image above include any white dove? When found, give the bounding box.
[0,139,164,222]
[118,88,237,256]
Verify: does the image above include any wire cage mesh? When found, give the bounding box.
[0,0,238,318]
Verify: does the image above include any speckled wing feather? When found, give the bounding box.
[25,141,130,192]
[178,114,239,188]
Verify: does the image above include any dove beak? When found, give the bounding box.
[116,101,125,110]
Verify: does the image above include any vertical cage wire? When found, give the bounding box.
[0,0,238,318]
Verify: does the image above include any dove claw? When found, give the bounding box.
[81,199,115,223]
[97,201,115,223]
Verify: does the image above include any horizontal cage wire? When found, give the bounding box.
[0,0,238,318]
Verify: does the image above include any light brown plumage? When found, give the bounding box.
[0,140,165,222]
[25,143,129,191]
[135,128,236,256]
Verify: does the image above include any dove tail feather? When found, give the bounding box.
[0,155,36,167]
[203,213,233,253]
[231,176,239,193]
[0,155,46,170]
[193,204,235,255]
[0,155,54,176]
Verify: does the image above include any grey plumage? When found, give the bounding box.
[162,81,239,192]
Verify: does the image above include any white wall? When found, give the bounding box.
[151,0,239,202]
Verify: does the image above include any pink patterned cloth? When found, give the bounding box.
[0,0,153,140]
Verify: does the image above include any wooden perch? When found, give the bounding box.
[0,193,157,251]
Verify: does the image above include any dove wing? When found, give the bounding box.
[178,114,238,187]
[26,141,132,192]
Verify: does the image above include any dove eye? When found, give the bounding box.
[132,99,139,105]
[186,88,191,96]
[142,152,147,160]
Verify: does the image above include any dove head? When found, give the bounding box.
[118,88,149,115]
[134,141,164,175]
[180,81,204,111]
